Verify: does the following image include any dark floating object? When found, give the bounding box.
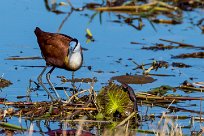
[152,60,169,70]
[60,77,97,83]
[94,70,104,73]
[148,85,175,96]
[179,80,204,92]
[172,52,204,59]
[176,0,202,11]
[181,80,194,88]
[151,18,181,24]
[21,65,45,68]
[34,27,83,101]
[142,39,204,51]
[172,62,191,68]
[16,96,28,99]
[159,38,195,47]
[111,75,156,84]
[0,78,12,88]
[130,41,144,45]
[5,56,42,60]
[44,0,66,14]
[142,43,175,51]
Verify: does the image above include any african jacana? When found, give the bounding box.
[34,27,83,101]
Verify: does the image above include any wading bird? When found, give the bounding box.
[34,27,83,101]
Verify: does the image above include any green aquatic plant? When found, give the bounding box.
[97,83,133,119]
[106,87,128,115]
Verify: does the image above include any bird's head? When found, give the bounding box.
[64,38,83,71]
[69,38,81,54]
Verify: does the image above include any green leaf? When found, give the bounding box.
[86,28,93,37]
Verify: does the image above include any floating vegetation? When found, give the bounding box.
[58,76,98,83]
[132,60,176,76]
[173,52,204,59]
[142,39,203,51]
[86,28,95,43]
[1,0,204,135]
[97,83,134,119]
[148,85,175,96]
[94,1,180,16]
[0,122,26,131]
[197,18,204,33]
[94,70,104,73]
[43,0,67,14]
[142,43,176,51]
[0,78,12,88]
[179,80,204,92]
[172,62,191,68]
[159,39,197,48]
[0,82,203,134]
[133,60,192,71]
[141,43,196,51]
[151,18,181,24]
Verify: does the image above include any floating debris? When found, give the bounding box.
[5,56,42,60]
[148,85,175,96]
[94,1,180,16]
[0,78,12,88]
[21,65,45,68]
[159,38,196,47]
[172,62,191,68]
[142,39,204,51]
[94,70,104,73]
[142,43,175,51]
[133,60,168,70]
[176,0,203,11]
[86,28,95,43]
[197,18,204,33]
[130,41,144,45]
[179,80,204,92]
[151,18,181,24]
[0,122,27,131]
[60,77,97,83]
[172,52,204,59]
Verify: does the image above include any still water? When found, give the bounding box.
[0,0,204,135]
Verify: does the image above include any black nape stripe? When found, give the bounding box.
[71,38,78,50]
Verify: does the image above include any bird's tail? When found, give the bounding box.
[34,27,43,36]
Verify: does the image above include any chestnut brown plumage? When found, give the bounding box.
[34,27,83,101]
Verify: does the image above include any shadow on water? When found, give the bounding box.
[0,0,204,135]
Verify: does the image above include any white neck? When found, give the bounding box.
[68,51,83,71]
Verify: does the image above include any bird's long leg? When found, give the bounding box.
[71,71,77,93]
[46,66,61,100]
[37,65,55,101]
[26,79,32,102]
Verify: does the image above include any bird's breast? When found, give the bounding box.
[64,52,83,71]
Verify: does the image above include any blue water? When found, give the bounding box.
[0,0,204,135]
